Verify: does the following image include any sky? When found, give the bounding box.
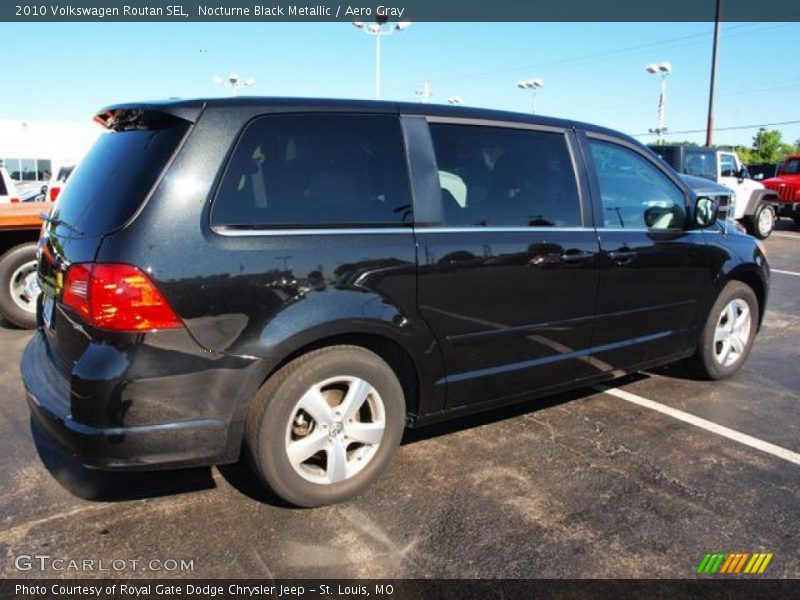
[1,21,798,147]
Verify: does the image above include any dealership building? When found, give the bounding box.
[0,119,101,185]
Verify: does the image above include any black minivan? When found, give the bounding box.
[22,99,769,506]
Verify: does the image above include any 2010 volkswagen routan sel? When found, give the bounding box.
[22,99,769,507]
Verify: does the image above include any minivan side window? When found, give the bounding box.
[589,139,687,230]
[212,114,412,229]
[429,123,581,228]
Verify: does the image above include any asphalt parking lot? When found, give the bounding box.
[1,224,798,579]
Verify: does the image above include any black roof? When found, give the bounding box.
[98,96,635,143]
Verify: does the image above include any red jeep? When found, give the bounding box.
[763,155,800,227]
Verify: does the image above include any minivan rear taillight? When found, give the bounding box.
[62,264,182,331]
[49,187,61,202]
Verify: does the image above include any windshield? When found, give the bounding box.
[684,150,716,181]
[50,115,189,237]
[56,166,74,182]
[783,159,800,175]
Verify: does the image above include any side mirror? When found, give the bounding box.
[41,184,48,194]
[736,167,749,181]
[694,196,718,227]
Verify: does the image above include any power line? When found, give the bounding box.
[632,119,800,137]
[385,21,797,93]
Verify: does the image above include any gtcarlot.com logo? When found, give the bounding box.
[14,554,195,572]
[696,552,773,574]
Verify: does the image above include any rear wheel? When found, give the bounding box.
[0,243,39,329]
[688,281,758,380]
[245,345,405,507]
[748,203,775,239]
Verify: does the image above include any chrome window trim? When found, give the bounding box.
[416,226,593,234]
[425,116,567,135]
[214,226,414,237]
[598,227,710,234]
[214,225,596,236]
[215,225,714,237]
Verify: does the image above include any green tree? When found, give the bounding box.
[661,140,698,146]
[751,128,784,163]
[735,146,756,164]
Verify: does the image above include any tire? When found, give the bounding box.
[748,203,775,240]
[0,243,39,329]
[794,216,800,230]
[687,281,759,380]
[245,345,406,507]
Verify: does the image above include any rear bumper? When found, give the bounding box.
[21,329,259,470]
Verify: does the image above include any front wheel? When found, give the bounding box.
[687,281,758,380]
[748,204,775,239]
[245,345,405,507]
[0,242,40,329]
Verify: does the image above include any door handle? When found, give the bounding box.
[529,250,594,267]
[560,250,594,264]
[608,248,636,265]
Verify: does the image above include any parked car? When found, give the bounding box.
[0,203,44,328]
[42,162,76,203]
[762,154,800,227]
[22,99,770,507]
[0,167,20,204]
[20,188,46,203]
[678,173,737,225]
[649,144,779,239]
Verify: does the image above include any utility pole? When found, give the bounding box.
[705,0,723,146]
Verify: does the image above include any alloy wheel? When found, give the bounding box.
[713,298,751,367]
[757,206,775,238]
[284,376,386,485]
[9,260,39,314]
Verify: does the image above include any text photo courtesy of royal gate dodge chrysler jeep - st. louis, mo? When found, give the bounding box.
[0,1,799,598]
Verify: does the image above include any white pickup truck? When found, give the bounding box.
[649,145,779,239]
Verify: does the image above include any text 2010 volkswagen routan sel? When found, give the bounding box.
[22,99,769,506]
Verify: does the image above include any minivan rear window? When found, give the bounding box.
[49,113,189,237]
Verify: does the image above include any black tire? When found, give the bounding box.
[747,203,775,240]
[794,216,800,229]
[687,281,759,380]
[0,243,39,329]
[245,345,405,507]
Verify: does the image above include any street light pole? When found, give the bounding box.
[375,32,381,100]
[517,79,544,115]
[645,62,672,145]
[415,81,433,103]
[706,0,723,146]
[354,20,412,100]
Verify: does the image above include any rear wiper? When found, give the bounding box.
[40,213,83,235]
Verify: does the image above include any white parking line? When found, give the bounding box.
[771,232,799,239]
[772,268,800,277]
[599,386,800,466]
